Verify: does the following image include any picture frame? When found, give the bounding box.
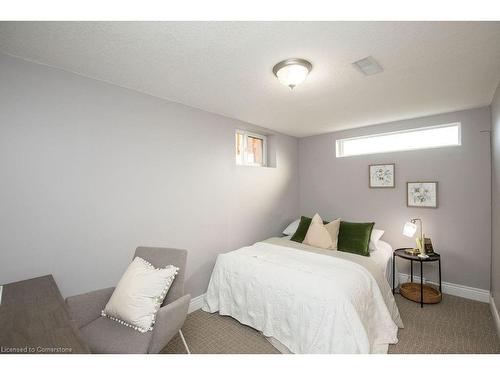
[424,238,435,254]
[407,181,438,208]
[369,163,395,188]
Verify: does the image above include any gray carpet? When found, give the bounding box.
[162,294,500,354]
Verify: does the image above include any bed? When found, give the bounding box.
[202,236,403,354]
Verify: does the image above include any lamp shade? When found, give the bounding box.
[403,222,417,238]
[276,64,309,88]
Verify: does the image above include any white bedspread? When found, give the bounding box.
[203,237,403,354]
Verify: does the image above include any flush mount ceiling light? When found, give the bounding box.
[272,58,313,90]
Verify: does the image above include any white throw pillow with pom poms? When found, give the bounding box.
[101,257,178,332]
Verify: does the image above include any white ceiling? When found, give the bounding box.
[1,22,499,137]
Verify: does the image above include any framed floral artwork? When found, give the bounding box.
[407,181,438,208]
[369,164,395,188]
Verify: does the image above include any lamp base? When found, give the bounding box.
[405,248,421,255]
[416,238,426,255]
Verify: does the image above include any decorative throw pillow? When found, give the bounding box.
[290,215,329,243]
[290,216,313,243]
[337,221,375,257]
[102,257,178,332]
[303,214,334,249]
[325,218,341,250]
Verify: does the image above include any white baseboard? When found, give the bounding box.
[188,293,206,313]
[490,295,500,339]
[397,273,490,303]
[398,273,426,285]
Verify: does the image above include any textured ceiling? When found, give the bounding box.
[1,21,499,137]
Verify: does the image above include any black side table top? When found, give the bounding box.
[394,248,440,262]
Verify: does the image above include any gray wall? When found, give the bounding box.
[0,50,495,298]
[492,82,500,309]
[0,53,299,298]
[299,108,492,290]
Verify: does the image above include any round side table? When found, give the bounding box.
[392,248,442,308]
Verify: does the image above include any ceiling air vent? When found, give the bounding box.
[352,56,383,76]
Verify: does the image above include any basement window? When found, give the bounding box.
[235,130,267,167]
[336,123,461,158]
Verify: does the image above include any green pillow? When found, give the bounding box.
[290,216,312,243]
[290,215,329,243]
[337,221,374,257]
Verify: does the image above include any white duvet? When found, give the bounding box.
[203,237,403,354]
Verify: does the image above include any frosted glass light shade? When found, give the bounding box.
[273,58,312,89]
[403,222,417,238]
[276,64,309,88]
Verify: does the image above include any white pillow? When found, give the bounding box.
[282,219,300,236]
[369,229,385,251]
[303,214,334,249]
[102,257,178,332]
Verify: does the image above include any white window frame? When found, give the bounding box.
[335,122,461,158]
[235,130,267,167]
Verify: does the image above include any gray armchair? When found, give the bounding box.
[66,247,191,354]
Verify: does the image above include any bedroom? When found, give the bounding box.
[0,0,499,373]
